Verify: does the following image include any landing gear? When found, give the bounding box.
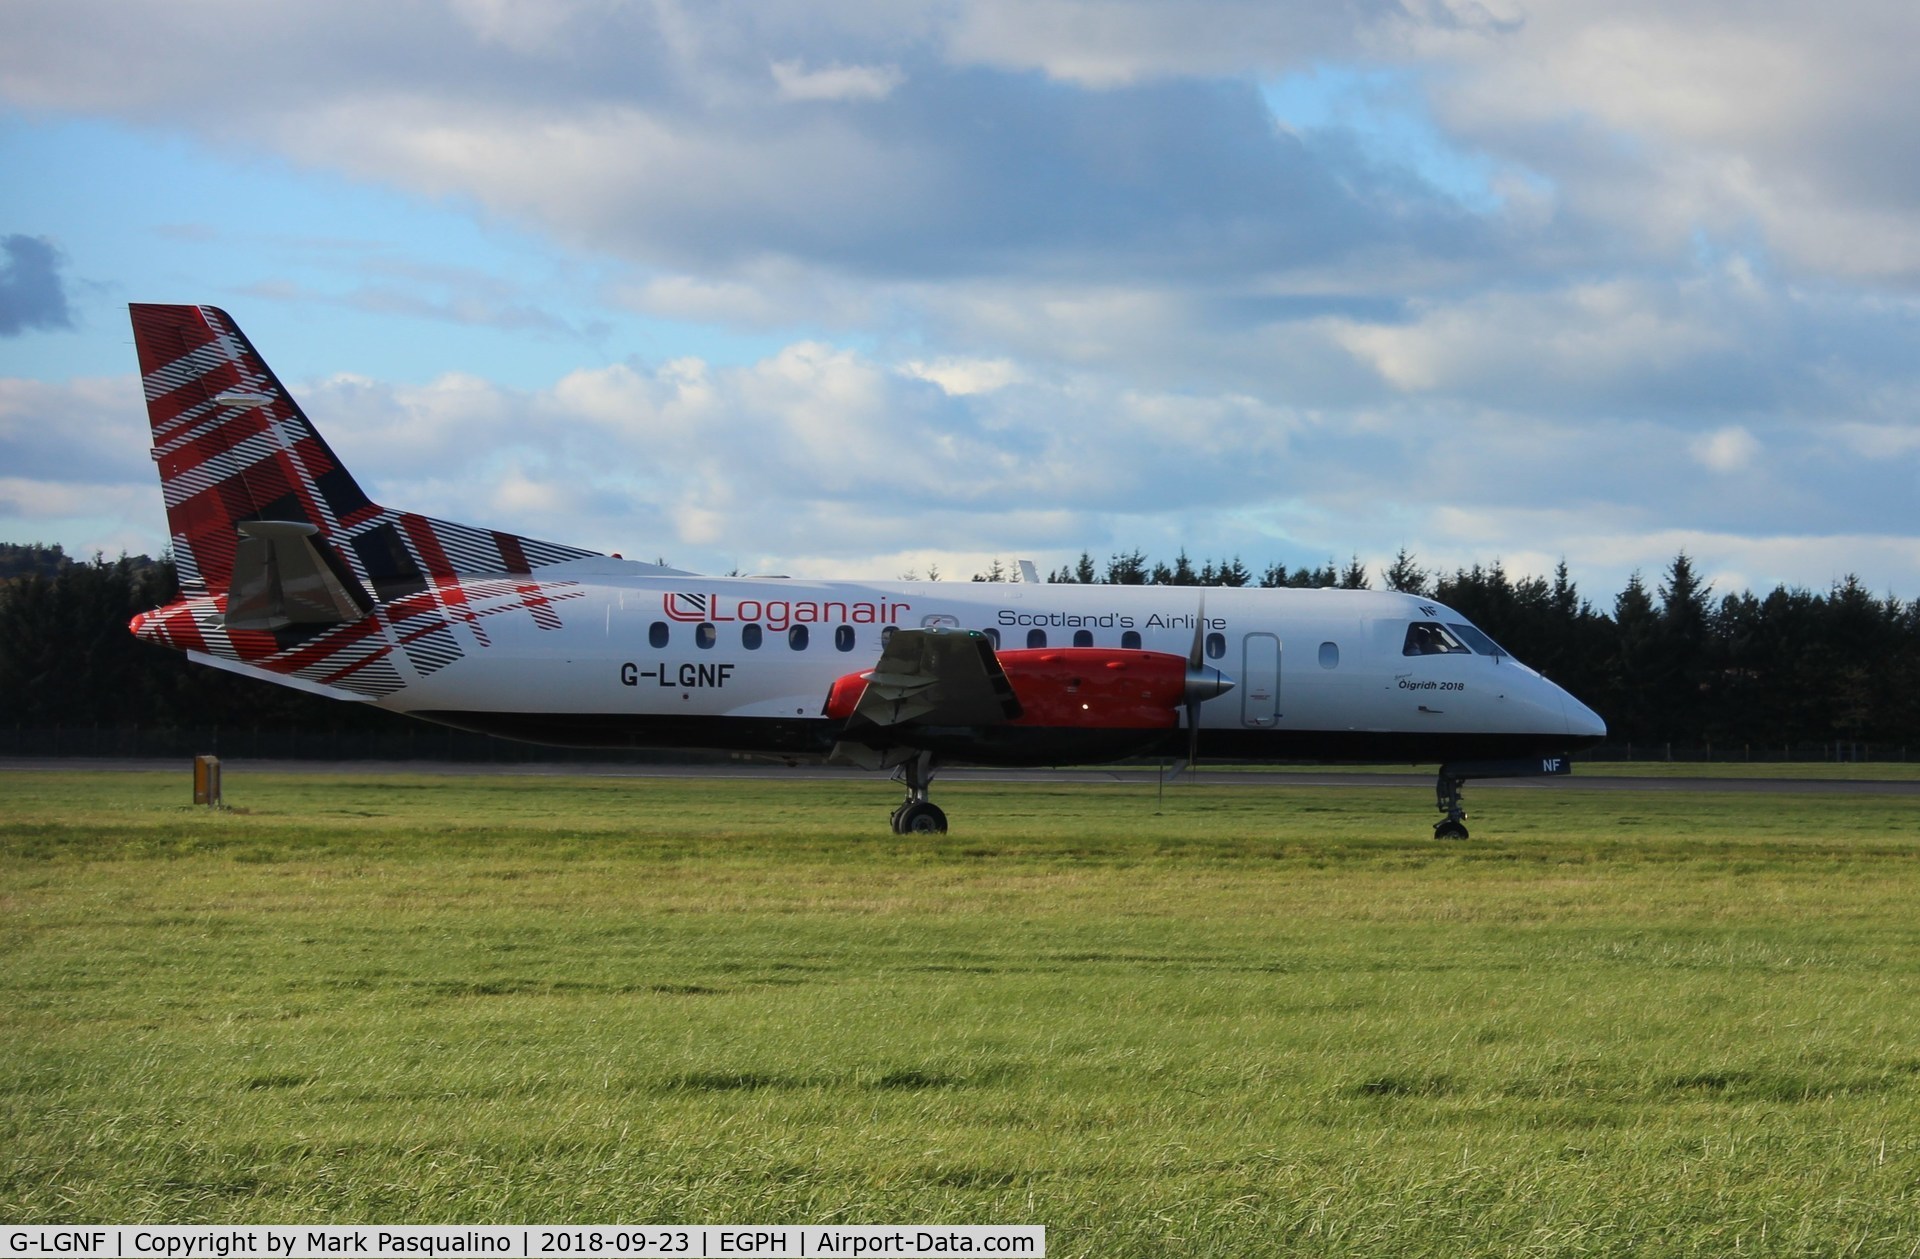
[1425,757,1577,839]
[1433,770,1470,840]
[892,800,948,834]
[889,752,947,834]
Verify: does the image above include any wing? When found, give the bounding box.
[844,627,1023,727]
[826,627,1022,768]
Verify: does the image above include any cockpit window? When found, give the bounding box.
[1403,622,1473,656]
[1447,622,1507,658]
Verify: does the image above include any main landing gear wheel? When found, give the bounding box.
[890,751,946,834]
[1434,818,1470,841]
[892,801,948,834]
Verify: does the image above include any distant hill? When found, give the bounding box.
[0,543,169,585]
[0,542,76,582]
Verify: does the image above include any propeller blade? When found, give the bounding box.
[1181,595,1236,776]
[1186,595,1205,772]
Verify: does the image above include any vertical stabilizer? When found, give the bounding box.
[129,303,604,700]
[132,303,377,596]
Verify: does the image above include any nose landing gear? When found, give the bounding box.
[1434,770,1469,840]
[1430,756,1576,839]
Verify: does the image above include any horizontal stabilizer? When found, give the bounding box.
[225,520,372,631]
[185,649,378,703]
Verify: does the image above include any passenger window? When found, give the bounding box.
[788,625,809,650]
[1205,632,1225,659]
[1121,630,1142,650]
[742,623,762,650]
[1073,629,1094,647]
[982,628,1000,649]
[1318,641,1339,669]
[649,621,669,649]
[695,622,716,649]
[880,626,896,647]
[1027,629,1047,649]
[1402,622,1471,656]
[835,625,855,652]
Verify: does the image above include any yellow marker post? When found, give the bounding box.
[192,755,222,807]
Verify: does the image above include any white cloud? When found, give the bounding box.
[0,374,145,483]
[1833,423,1920,460]
[939,0,1365,86]
[302,372,525,470]
[490,463,569,516]
[901,357,1024,396]
[446,0,597,54]
[1328,278,1748,402]
[1419,0,1920,281]
[0,477,141,520]
[1690,426,1761,473]
[0,476,163,563]
[1580,527,1920,596]
[770,59,905,102]
[617,274,793,329]
[9,326,1920,600]
[7,0,1920,600]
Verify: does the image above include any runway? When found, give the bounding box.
[6,758,1920,795]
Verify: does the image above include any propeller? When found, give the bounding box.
[1179,594,1236,777]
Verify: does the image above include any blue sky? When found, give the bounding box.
[5,0,1919,602]
[0,116,794,385]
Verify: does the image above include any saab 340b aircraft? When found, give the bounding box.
[127,304,1606,837]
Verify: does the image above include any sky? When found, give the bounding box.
[4,0,1919,603]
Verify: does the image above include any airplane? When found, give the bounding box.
[125,303,1607,839]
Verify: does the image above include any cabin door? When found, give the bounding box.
[1241,632,1281,727]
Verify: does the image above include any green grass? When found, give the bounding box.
[4,769,1920,1256]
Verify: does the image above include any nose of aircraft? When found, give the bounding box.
[1561,689,1608,742]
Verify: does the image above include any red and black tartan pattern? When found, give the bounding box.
[130,304,596,698]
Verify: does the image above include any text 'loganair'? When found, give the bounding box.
[662,592,911,630]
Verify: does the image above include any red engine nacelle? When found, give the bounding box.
[823,670,875,722]
[998,648,1189,728]
[824,647,1193,729]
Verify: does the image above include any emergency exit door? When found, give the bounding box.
[1241,632,1281,727]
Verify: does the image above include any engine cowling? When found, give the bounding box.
[823,670,876,722]
[997,648,1188,728]
[825,645,1235,730]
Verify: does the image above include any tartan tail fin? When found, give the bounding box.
[131,303,376,597]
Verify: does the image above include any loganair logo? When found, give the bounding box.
[664,592,711,620]
[662,591,910,633]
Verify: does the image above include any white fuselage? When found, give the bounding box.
[364,559,1604,765]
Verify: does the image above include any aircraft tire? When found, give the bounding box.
[895,802,948,835]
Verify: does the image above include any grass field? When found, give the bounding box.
[5,768,1920,1256]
